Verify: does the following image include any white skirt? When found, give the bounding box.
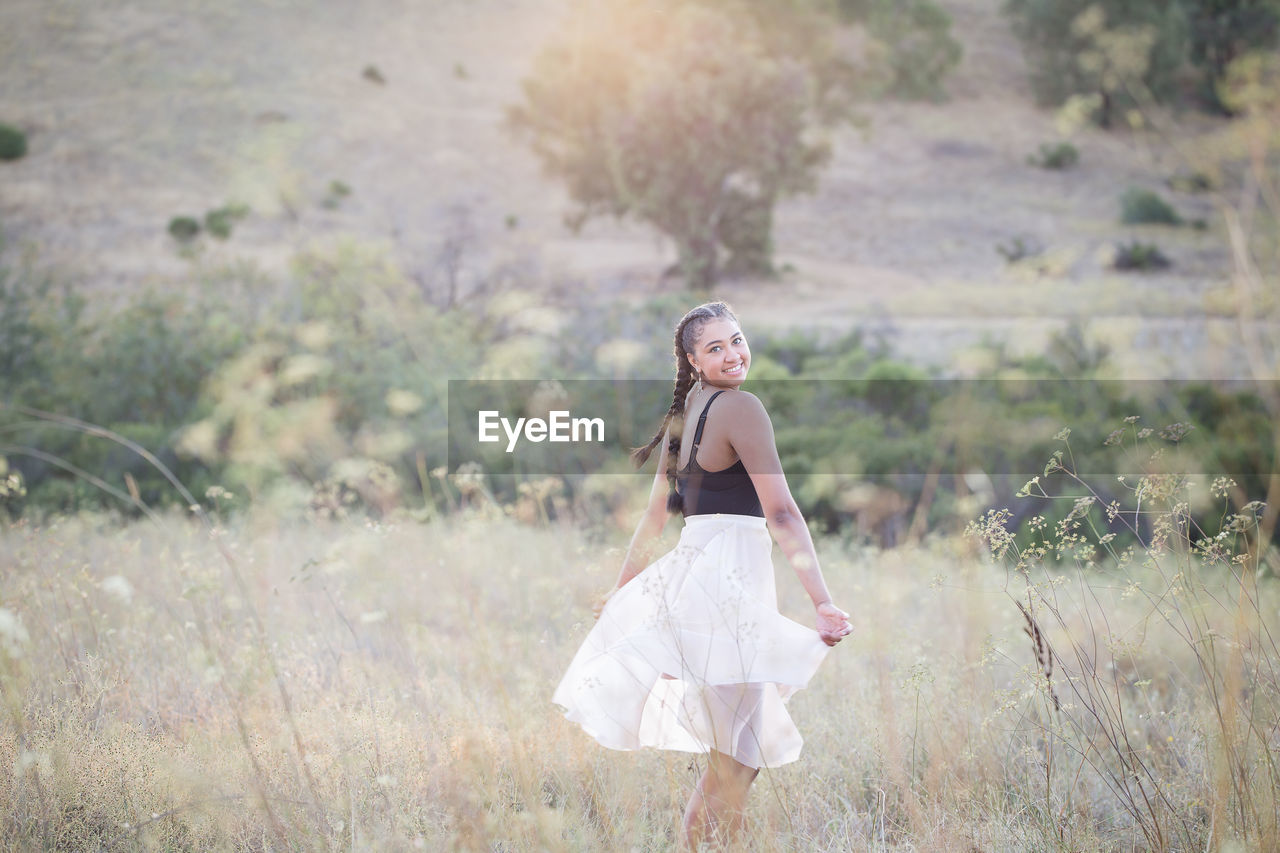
[552,514,830,769]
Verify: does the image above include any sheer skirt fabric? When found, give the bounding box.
[553,514,829,769]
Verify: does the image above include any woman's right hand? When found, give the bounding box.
[592,585,620,621]
[816,602,852,646]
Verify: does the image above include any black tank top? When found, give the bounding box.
[676,390,764,518]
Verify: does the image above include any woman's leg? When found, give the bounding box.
[681,750,760,850]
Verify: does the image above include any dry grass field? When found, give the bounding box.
[1,474,1276,850]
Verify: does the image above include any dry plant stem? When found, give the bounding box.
[0,443,158,520]
[1071,464,1280,802]
[323,586,389,803]
[1118,66,1280,575]
[1015,438,1279,847]
[1223,201,1280,559]
[1006,554,1166,841]
[1,404,331,842]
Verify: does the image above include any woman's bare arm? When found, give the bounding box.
[726,393,852,644]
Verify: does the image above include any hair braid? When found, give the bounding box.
[630,301,738,514]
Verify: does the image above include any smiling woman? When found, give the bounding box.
[552,300,852,850]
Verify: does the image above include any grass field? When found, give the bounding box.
[2,485,1275,850]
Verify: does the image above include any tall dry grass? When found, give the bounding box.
[1,444,1274,851]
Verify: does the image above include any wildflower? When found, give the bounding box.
[102,575,134,605]
[1211,477,1236,499]
[0,608,30,656]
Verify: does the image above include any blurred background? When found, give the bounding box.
[2,0,1279,529]
[1,0,1277,534]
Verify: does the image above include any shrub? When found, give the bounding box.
[840,0,963,101]
[1120,187,1183,225]
[322,180,351,210]
[0,123,27,161]
[0,262,249,514]
[168,216,201,242]
[1112,240,1171,270]
[1166,169,1214,192]
[1027,141,1079,169]
[996,236,1042,262]
[204,204,248,239]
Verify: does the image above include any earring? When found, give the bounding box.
[696,369,704,392]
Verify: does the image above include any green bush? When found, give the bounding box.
[0,123,27,161]
[1167,170,1214,192]
[168,216,200,242]
[1112,240,1171,270]
[204,204,248,239]
[996,236,1042,263]
[322,180,352,210]
[0,253,252,515]
[1027,141,1079,169]
[1120,187,1182,225]
[839,0,963,101]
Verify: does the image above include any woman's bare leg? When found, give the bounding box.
[681,751,760,850]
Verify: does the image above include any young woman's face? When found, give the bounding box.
[688,317,750,389]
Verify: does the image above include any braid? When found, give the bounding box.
[630,300,738,514]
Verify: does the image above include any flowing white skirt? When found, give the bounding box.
[552,514,830,769]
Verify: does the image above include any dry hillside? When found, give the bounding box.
[0,0,1266,377]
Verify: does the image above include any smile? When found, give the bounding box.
[723,364,744,375]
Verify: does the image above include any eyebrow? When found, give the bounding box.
[702,330,743,350]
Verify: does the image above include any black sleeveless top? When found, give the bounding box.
[676,390,764,518]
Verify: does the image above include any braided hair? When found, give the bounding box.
[630,301,739,513]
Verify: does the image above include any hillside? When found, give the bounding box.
[0,0,1266,377]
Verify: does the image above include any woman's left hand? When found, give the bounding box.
[816,602,852,647]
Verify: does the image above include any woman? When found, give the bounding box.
[553,301,851,849]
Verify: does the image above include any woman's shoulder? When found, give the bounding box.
[715,388,770,419]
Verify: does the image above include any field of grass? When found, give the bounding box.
[2,480,1275,850]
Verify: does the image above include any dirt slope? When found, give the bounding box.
[0,0,1267,377]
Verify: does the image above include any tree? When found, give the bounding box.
[507,0,842,289]
[1003,0,1190,126]
[1181,0,1280,112]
